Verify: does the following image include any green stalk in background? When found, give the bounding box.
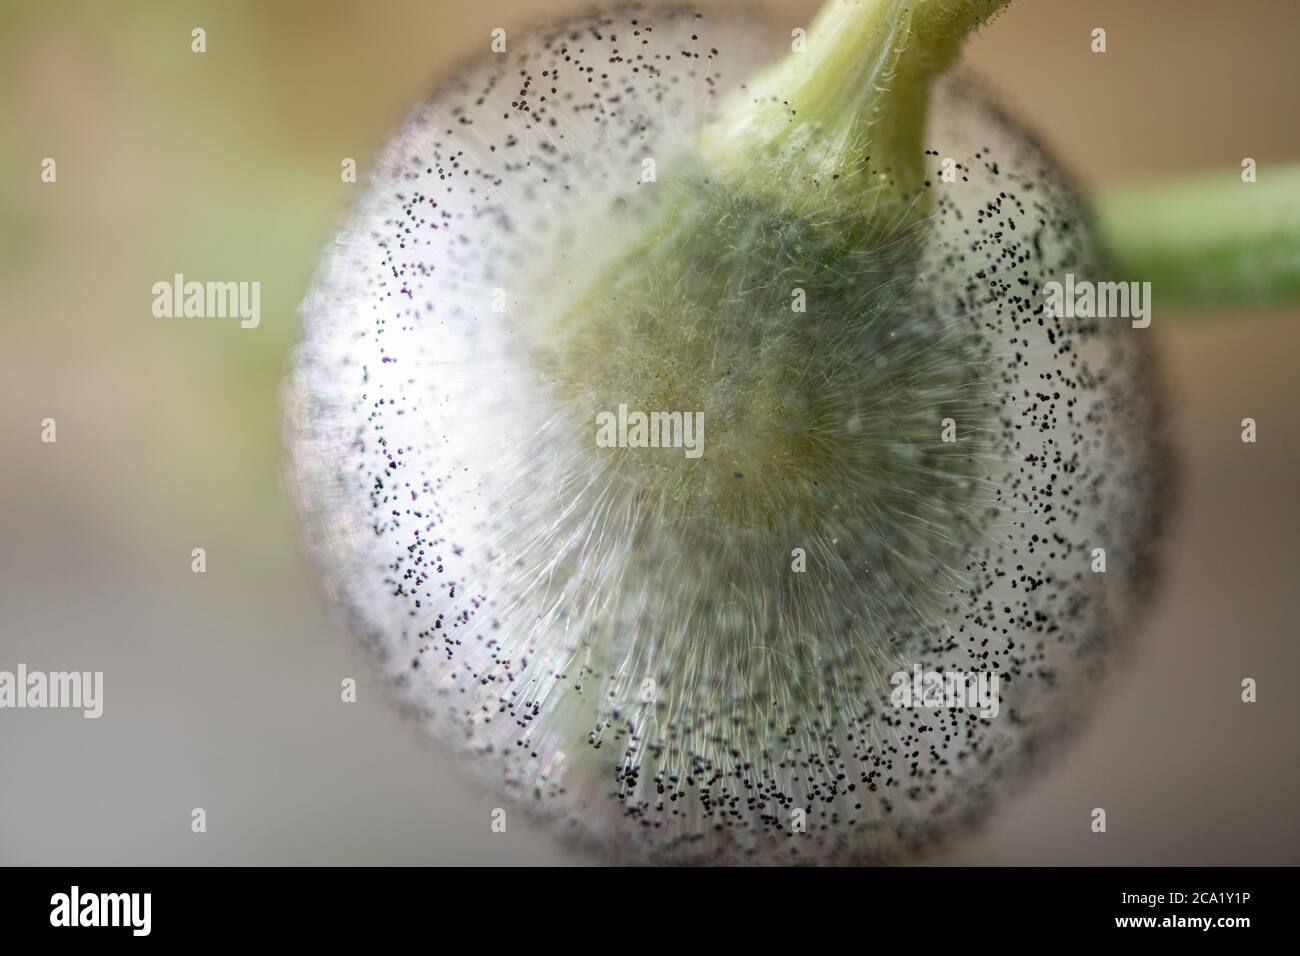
[1097,164,1300,311]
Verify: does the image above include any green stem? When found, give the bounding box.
[697,0,1009,229]
[1095,163,1300,311]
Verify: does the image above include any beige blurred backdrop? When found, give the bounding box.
[1,0,1297,865]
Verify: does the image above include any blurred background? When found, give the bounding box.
[1,0,1297,865]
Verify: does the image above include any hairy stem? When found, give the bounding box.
[697,0,1010,229]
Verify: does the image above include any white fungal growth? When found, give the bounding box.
[288,5,1170,864]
